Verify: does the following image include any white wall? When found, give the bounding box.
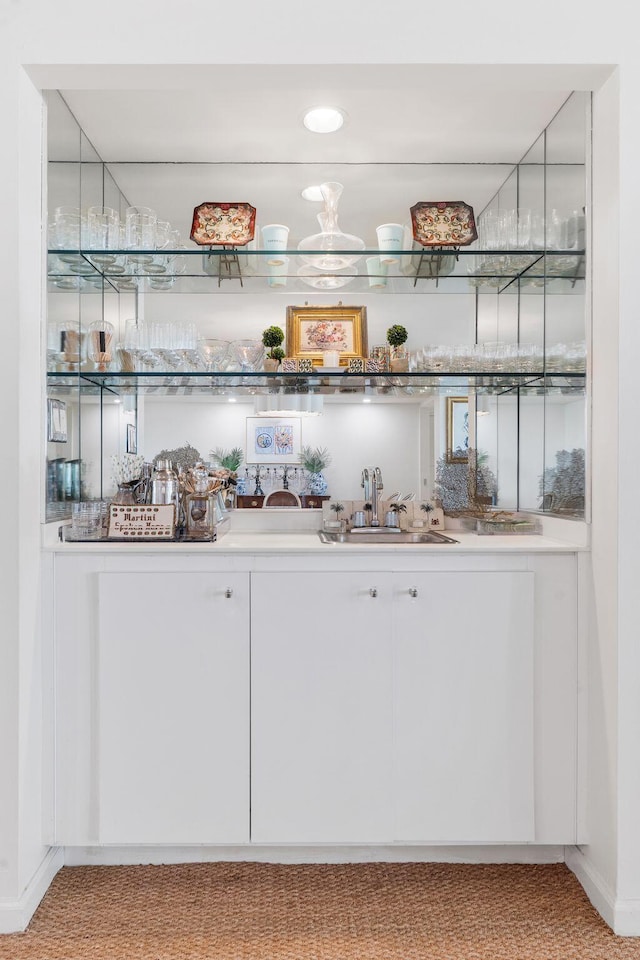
[611,60,640,919]
[2,0,638,934]
[0,36,22,911]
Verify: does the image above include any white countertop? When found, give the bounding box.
[43,527,585,554]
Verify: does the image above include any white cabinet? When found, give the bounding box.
[392,571,534,842]
[55,559,250,844]
[96,571,250,844]
[251,571,394,843]
[54,550,575,848]
[251,568,535,844]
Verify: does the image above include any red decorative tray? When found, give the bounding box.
[190,202,257,246]
[410,201,477,247]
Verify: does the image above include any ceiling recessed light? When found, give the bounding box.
[228,397,237,403]
[362,398,372,404]
[303,107,344,134]
[301,185,325,202]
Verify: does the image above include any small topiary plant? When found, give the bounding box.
[262,325,285,359]
[386,324,408,348]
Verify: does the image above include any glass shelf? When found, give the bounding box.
[47,369,586,398]
[47,248,586,295]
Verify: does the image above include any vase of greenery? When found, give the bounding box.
[386,324,409,371]
[210,447,244,506]
[300,444,331,496]
[262,325,285,371]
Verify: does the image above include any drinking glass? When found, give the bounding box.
[86,206,120,264]
[267,256,289,287]
[548,209,568,249]
[146,219,172,274]
[197,339,230,371]
[71,501,103,540]
[175,321,200,368]
[261,224,290,265]
[563,340,586,373]
[376,223,404,264]
[123,319,150,370]
[515,208,532,248]
[50,206,82,262]
[229,339,265,372]
[150,320,181,368]
[125,206,157,262]
[102,222,127,276]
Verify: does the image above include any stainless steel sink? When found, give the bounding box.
[317,529,459,545]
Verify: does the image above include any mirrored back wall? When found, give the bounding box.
[45,90,589,520]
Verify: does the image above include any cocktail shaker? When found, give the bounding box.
[151,459,178,506]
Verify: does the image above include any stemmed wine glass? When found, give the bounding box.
[229,339,265,372]
[197,339,230,372]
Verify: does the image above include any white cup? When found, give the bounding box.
[267,256,289,287]
[376,223,404,263]
[366,255,388,288]
[261,224,290,265]
[322,350,340,367]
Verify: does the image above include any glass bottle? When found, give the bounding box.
[185,493,215,539]
[191,460,210,494]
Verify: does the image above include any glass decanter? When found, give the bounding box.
[298,182,365,270]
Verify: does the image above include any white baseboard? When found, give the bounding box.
[565,845,616,931]
[0,847,63,934]
[565,845,640,936]
[613,900,640,938]
[64,843,565,867]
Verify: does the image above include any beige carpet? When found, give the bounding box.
[1,862,639,959]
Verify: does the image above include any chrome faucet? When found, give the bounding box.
[362,466,383,526]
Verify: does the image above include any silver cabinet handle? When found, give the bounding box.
[224,588,233,599]
[369,587,377,598]
[409,587,418,598]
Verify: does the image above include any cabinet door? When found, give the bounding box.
[251,571,393,843]
[97,571,249,843]
[393,571,534,842]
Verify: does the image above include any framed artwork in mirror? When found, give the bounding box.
[245,417,302,464]
[47,398,68,443]
[446,396,469,463]
[286,305,367,367]
[126,423,137,454]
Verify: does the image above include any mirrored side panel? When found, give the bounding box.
[543,92,588,517]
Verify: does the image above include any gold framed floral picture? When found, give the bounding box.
[286,304,368,367]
